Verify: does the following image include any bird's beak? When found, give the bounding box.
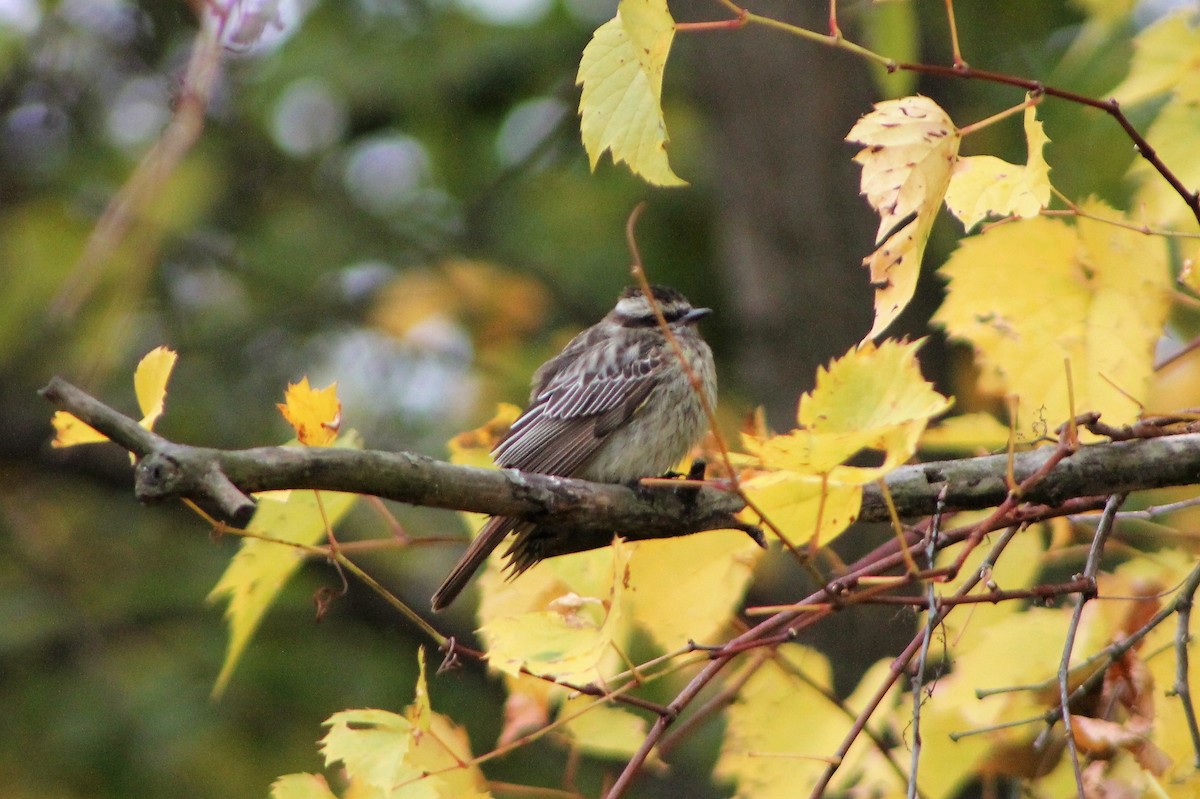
[682,307,712,324]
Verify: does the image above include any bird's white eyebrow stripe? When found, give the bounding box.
[614,297,643,316]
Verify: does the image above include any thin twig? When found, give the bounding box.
[908,486,948,799]
[1055,493,1124,797]
[1171,566,1200,767]
[623,205,803,568]
[808,525,1024,798]
[656,650,770,758]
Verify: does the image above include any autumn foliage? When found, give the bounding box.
[40,1,1200,799]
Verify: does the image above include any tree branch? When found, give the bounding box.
[40,377,752,555]
[40,376,1200,556]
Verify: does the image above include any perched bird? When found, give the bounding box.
[431,284,716,611]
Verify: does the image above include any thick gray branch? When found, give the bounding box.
[41,377,1200,554]
[866,434,1200,520]
[41,377,751,556]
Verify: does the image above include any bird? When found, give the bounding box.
[431,284,716,611]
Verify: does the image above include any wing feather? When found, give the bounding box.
[492,335,664,476]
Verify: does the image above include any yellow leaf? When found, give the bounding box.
[1126,99,1200,227]
[739,472,862,548]
[270,774,339,799]
[319,676,492,799]
[406,652,492,798]
[1110,11,1200,106]
[321,709,424,794]
[407,647,433,733]
[741,340,950,547]
[50,411,109,448]
[799,339,951,455]
[51,345,178,448]
[933,201,1172,438]
[479,539,632,681]
[945,100,1052,230]
[561,695,650,760]
[576,0,685,187]
[278,377,342,447]
[834,659,909,797]
[208,434,361,697]
[916,608,1108,799]
[133,345,179,430]
[920,412,1014,453]
[716,645,873,798]
[447,404,520,469]
[407,715,492,799]
[847,95,961,339]
[933,523,1046,650]
[627,529,763,650]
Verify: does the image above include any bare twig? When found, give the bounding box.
[1055,493,1124,797]
[1170,565,1200,768]
[808,525,1023,798]
[908,486,947,799]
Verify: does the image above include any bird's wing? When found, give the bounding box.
[492,337,664,476]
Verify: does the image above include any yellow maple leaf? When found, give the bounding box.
[208,433,361,697]
[479,539,632,681]
[626,529,762,651]
[576,0,685,186]
[317,654,491,799]
[52,345,178,448]
[933,200,1172,438]
[945,100,1052,230]
[741,340,951,547]
[277,377,341,447]
[847,95,961,339]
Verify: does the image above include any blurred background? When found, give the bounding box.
[0,0,1147,796]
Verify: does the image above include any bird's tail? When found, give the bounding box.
[431,516,516,611]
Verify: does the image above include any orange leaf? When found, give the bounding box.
[277,378,341,447]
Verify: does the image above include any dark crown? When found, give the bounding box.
[618,284,688,305]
